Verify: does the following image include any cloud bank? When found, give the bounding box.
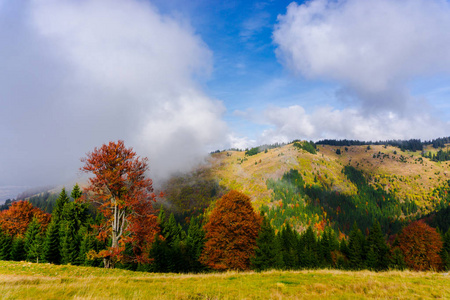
[269,0,450,142]
[0,0,227,187]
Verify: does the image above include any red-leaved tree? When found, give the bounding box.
[396,220,443,271]
[0,200,50,236]
[81,140,159,268]
[200,190,261,270]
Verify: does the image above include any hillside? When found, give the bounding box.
[1,261,448,299]
[209,143,450,207]
[164,141,450,235]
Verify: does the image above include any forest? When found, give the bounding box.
[1,140,450,273]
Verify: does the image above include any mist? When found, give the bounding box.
[0,0,227,190]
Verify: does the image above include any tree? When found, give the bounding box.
[397,220,443,271]
[0,201,50,237]
[10,236,26,261]
[442,228,450,271]
[185,216,206,273]
[347,222,366,270]
[43,220,62,264]
[200,190,261,270]
[71,183,83,200]
[251,214,282,271]
[24,218,44,263]
[81,140,159,267]
[279,222,298,269]
[0,229,12,260]
[366,220,390,271]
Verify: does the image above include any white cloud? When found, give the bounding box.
[259,105,449,143]
[268,0,450,141]
[274,0,450,96]
[0,0,227,186]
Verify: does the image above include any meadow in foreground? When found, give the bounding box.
[0,261,449,299]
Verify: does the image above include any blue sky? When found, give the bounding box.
[1,0,450,193]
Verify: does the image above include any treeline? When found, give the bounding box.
[422,148,450,162]
[316,139,424,152]
[1,188,449,272]
[317,136,450,152]
[0,186,105,267]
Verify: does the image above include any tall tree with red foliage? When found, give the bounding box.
[81,140,159,268]
[396,220,443,271]
[0,200,50,236]
[200,190,261,270]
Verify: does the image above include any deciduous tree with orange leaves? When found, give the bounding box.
[81,140,159,268]
[200,190,261,270]
[396,220,443,271]
[0,200,50,237]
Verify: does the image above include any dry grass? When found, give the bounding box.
[1,261,449,299]
[210,143,450,210]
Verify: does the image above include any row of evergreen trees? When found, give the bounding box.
[1,185,450,273]
[252,218,403,271]
[0,186,104,266]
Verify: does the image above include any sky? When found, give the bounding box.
[1,0,450,198]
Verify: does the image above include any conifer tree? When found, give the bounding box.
[43,220,62,264]
[53,188,70,223]
[390,247,407,270]
[149,234,169,272]
[279,222,298,269]
[300,226,318,269]
[347,222,366,270]
[60,201,87,265]
[442,228,450,271]
[24,218,44,263]
[0,230,12,260]
[251,215,282,271]
[185,216,206,273]
[71,183,82,200]
[366,220,390,271]
[10,236,26,261]
[319,227,338,268]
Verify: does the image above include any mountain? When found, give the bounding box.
[164,141,450,236]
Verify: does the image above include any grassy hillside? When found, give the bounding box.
[0,261,448,299]
[209,143,450,208]
[189,142,450,235]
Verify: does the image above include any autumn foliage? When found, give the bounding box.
[81,140,159,266]
[200,190,261,270]
[0,200,50,236]
[395,220,443,271]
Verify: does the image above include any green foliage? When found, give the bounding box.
[293,141,317,154]
[245,147,260,156]
[43,220,61,264]
[60,201,88,265]
[24,218,44,263]
[348,222,366,270]
[366,221,390,271]
[185,216,206,273]
[442,229,450,271]
[279,222,299,269]
[251,215,282,271]
[390,247,407,270]
[10,236,26,261]
[71,183,83,200]
[0,230,13,260]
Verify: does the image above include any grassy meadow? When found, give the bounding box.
[0,261,449,299]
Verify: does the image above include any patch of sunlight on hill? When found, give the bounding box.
[209,143,450,212]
